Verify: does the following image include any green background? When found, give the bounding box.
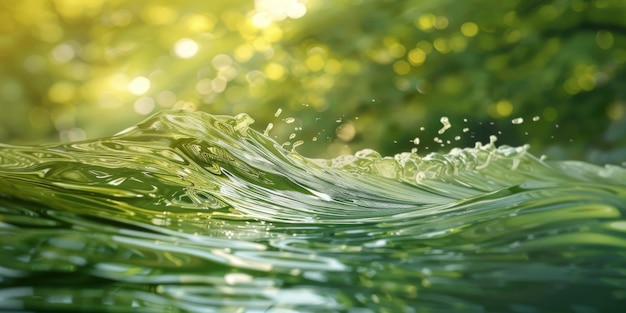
[0,0,624,162]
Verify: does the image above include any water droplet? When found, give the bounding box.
[511,117,524,124]
[288,133,296,140]
[489,135,498,144]
[532,116,540,121]
[462,128,469,133]
[274,108,282,117]
[412,137,420,145]
[438,116,451,134]
[454,136,461,141]
[291,140,304,152]
[285,117,295,124]
[312,137,318,141]
[263,122,273,136]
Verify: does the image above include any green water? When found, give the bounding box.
[1,111,625,312]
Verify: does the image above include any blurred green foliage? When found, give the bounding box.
[0,0,624,162]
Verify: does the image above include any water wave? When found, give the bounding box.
[1,110,625,312]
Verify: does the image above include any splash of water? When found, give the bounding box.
[0,110,625,312]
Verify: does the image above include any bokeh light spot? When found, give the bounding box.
[265,63,285,80]
[196,79,213,95]
[262,24,283,43]
[234,44,255,62]
[336,122,356,142]
[133,97,155,115]
[24,55,45,73]
[540,5,560,21]
[415,14,435,30]
[287,2,306,18]
[174,38,199,59]
[254,0,307,23]
[110,10,132,27]
[578,74,595,91]
[606,102,624,120]
[563,78,580,94]
[449,36,468,52]
[157,90,176,107]
[245,70,267,86]
[218,67,239,81]
[596,31,614,50]
[543,107,558,121]
[416,41,433,54]
[184,14,215,33]
[494,100,513,117]
[506,30,522,43]
[433,38,450,53]
[128,76,151,95]
[408,48,426,65]
[141,5,177,25]
[306,55,325,72]
[461,22,478,37]
[324,59,342,74]
[51,43,75,63]
[393,60,411,75]
[503,11,517,26]
[395,78,410,91]
[212,77,227,93]
[434,16,449,30]
[212,54,233,70]
[60,128,86,142]
[251,11,272,28]
[388,43,406,58]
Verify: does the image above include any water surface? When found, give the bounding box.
[1,110,625,312]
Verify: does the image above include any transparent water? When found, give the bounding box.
[1,111,625,312]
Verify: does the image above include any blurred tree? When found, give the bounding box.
[0,0,624,162]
